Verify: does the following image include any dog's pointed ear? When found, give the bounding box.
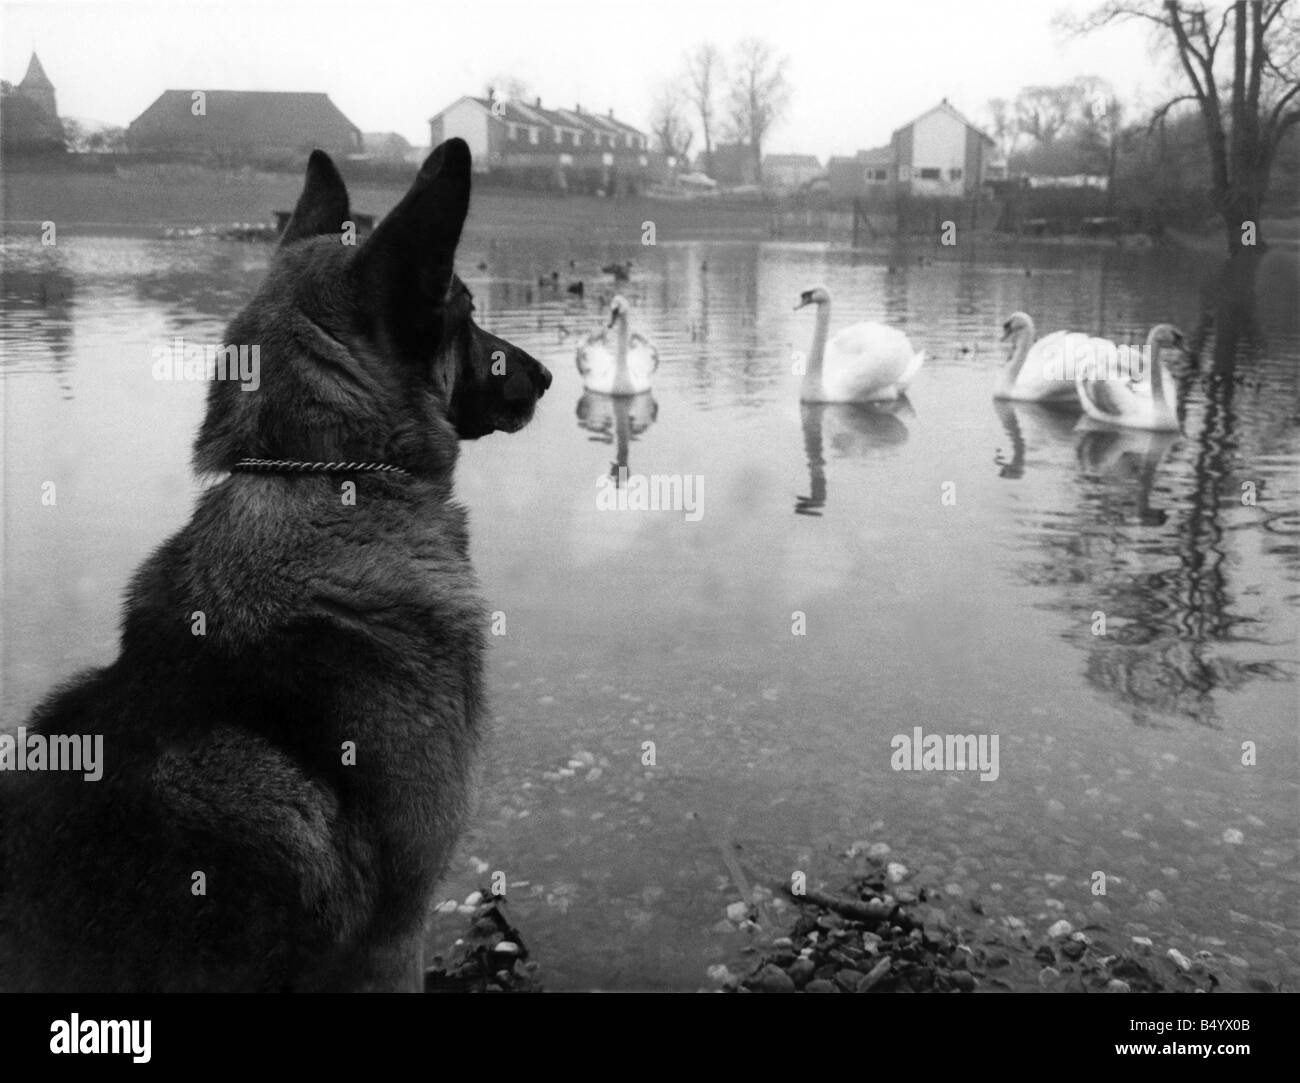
[354,138,471,355]
[280,150,351,247]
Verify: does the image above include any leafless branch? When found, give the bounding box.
[1149,93,1202,129]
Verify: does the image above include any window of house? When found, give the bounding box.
[866,169,887,182]
[919,167,941,180]
[529,127,539,145]
[949,167,963,180]
[573,132,582,147]
[554,129,562,144]
[507,124,517,141]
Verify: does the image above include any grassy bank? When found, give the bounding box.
[5,164,1294,252]
[0,163,820,244]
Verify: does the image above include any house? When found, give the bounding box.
[827,145,893,201]
[427,92,655,193]
[710,143,758,187]
[762,153,822,194]
[1,52,64,152]
[826,102,1005,203]
[891,99,1002,197]
[127,90,362,165]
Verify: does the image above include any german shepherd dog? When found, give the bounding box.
[0,138,551,991]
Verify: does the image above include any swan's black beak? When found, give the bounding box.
[1000,321,1013,341]
[795,293,812,311]
[608,310,618,328]
[1171,329,1186,349]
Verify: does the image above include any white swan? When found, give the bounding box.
[575,294,658,396]
[995,312,1119,403]
[1075,324,1184,431]
[796,286,924,403]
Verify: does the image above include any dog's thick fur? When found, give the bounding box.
[0,139,550,992]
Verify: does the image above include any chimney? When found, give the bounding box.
[487,86,495,102]
[535,96,541,108]
[608,107,614,118]
[575,103,581,114]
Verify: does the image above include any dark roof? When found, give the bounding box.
[128,90,360,151]
[856,144,894,166]
[20,52,54,90]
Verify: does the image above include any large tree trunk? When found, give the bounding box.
[1219,188,1265,256]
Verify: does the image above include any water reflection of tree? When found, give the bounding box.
[1024,265,1290,727]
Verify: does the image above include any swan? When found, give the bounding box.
[995,312,1118,403]
[575,294,658,396]
[795,286,924,403]
[1075,324,1184,431]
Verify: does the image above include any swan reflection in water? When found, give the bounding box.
[1074,418,1179,526]
[796,400,912,516]
[992,399,1079,480]
[576,391,658,484]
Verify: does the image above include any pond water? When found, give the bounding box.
[2,230,1297,991]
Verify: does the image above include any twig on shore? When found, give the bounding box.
[690,811,774,930]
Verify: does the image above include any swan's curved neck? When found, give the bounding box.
[1004,321,1035,382]
[805,301,831,388]
[613,314,631,376]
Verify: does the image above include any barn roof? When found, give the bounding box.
[129,90,360,147]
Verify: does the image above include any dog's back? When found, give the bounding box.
[0,140,550,992]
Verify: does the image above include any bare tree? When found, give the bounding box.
[985,97,1020,158]
[1014,85,1082,145]
[1070,0,1300,255]
[683,44,724,177]
[725,38,791,183]
[1067,76,1125,177]
[650,85,694,164]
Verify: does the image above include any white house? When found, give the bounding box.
[427,93,651,181]
[891,99,1002,198]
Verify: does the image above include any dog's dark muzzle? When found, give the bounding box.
[504,358,552,402]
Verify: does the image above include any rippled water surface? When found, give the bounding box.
[3,231,1298,990]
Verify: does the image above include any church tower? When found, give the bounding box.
[18,52,58,120]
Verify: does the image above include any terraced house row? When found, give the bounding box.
[428,90,662,194]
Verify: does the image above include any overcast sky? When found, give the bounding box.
[2,0,1178,158]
